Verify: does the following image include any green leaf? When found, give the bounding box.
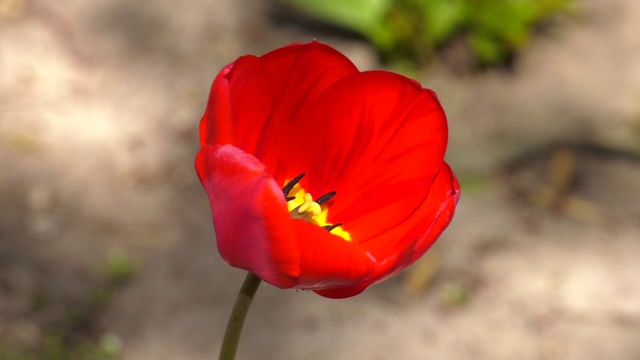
[469,32,509,64]
[422,0,467,44]
[282,0,394,46]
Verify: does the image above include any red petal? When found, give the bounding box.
[275,70,449,242]
[407,163,460,264]
[199,56,276,155]
[200,42,359,173]
[199,63,234,146]
[249,42,360,176]
[195,144,300,288]
[291,221,375,290]
[258,41,359,125]
[313,283,369,299]
[359,163,460,282]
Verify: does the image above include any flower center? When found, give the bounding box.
[283,174,351,242]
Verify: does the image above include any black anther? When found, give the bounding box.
[323,223,344,232]
[315,191,337,205]
[285,196,296,202]
[282,173,305,197]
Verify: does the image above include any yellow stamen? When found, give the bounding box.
[284,179,351,242]
[297,193,322,217]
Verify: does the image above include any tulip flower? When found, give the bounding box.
[196,41,460,302]
[197,41,460,359]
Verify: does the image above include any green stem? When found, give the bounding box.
[219,272,262,360]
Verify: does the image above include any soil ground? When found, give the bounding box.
[1,0,640,359]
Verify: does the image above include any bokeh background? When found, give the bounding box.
[1,0,640,359]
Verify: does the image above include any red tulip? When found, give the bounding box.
[196,41,460,299]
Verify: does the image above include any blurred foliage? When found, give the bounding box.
[282,0,574,67]
[457,173,491,196]
[93,250,137,307]
[0,252,134,360]
[440,281,471,308]
[0,333,119,360]
[103,249,137,283]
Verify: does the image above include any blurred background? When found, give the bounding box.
[1,0,639,359]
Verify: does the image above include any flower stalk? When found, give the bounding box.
[219,272,262,360]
